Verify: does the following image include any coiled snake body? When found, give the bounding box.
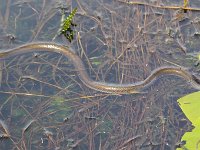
[0,42,200,94]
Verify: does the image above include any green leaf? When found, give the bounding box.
[177,91,200,150]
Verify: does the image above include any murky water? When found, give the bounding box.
[0,0,200,149]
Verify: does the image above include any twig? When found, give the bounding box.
[0,91,52,97]
[117,0,200,11]
[4,0,11,31]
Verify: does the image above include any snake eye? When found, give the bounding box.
[192,74,200,84]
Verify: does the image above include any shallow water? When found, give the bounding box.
[0,0,200,149]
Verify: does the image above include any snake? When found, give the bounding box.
[0,42,200,94]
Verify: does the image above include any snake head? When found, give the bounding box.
[191,74,200,90]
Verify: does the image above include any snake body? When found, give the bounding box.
[0,42,200,94]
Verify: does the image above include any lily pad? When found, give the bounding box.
[177,91,200,150]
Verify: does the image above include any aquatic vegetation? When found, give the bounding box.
[59,8,77,42]
[177,91,200,150]
[2,0,200,149]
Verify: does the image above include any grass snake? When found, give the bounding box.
[0,42,200,94]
